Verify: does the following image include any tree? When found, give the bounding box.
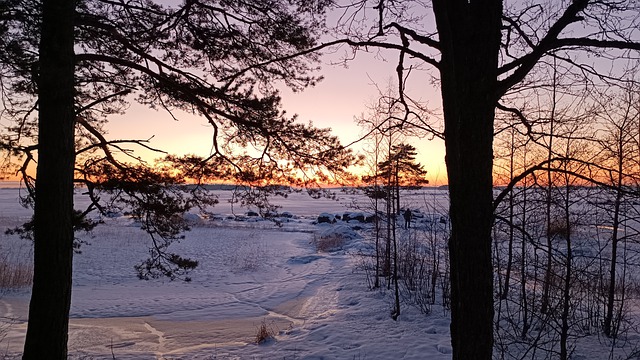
[331,1,640,358]
[357,93,395,290]
[377,143,428,213]
[358,82,432,294]
[375,143,426,318]
[21,1,76,358]
[593,85,640,338]
[0,0,354,358]
[356,81,430,319]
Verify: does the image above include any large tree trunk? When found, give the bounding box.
[433,1,502,359]
[23,0,76,358]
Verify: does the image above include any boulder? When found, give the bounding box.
[182,212,204,225]
[317,212,336,224]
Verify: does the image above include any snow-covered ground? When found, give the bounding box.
[0,187,453,359]
[4,185,640,359]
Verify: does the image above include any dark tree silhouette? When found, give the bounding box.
[330,1,640,358]
[0,0,354,358]
[21,1,76,358]
[592,86,640,338]
[376,143,428,213]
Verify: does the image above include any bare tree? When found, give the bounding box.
[592,84,640,338]
[326,2,640,357]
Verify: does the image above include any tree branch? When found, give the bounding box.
[497,0,589,95]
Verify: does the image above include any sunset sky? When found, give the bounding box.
[0,38,447,186]
[105,49,448,186]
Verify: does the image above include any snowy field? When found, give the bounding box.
[4,185,637,359]
[0,186,453,359]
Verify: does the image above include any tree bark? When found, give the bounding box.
[23,0,76,358]
[433,1,502,358]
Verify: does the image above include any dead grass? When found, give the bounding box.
[254,319,277,344]
[548,219,572,240]
[223,237,269,273]
[312,233,346,252]
[0,255,32,290]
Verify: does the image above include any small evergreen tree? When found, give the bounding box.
[376,143,428,213]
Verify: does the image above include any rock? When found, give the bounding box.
[317,212,336,224]
[280,211,294,218]
[364,213,378,223]
[182,212,204,225]
[351,212,366,222]
[342,212,366,223]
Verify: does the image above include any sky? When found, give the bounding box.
[0,5,448,186]
[105,48,448,186]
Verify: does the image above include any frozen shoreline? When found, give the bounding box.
[9,186,635,359]
[0,188,454,359]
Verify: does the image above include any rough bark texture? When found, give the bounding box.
[22,0,76,358]
[433,1,502,359]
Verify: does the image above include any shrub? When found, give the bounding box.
[312,225,358,252]
[0,316,14,356]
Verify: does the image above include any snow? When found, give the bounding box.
[318,225,359,242]
[4,187,636,359]
[0,188,453,359]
